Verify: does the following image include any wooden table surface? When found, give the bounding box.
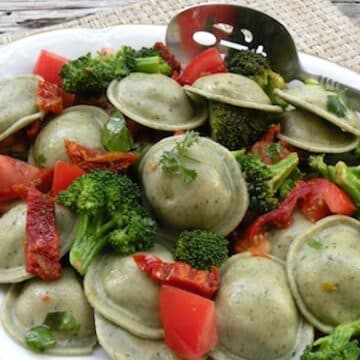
[0,0,359,35]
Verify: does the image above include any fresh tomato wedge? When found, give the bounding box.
[175,47,226,85]
[159,285,218,360]
[0,155,42,201]
[33,49,69,85]
[299,178,356,221]
[51,161,85,197]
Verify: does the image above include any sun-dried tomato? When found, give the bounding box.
[64,140,139,172]
[133,254,220,298]
[37,80,75,114]
[25,187,61,280]
[154,42,181,73]
[232,179,356,257]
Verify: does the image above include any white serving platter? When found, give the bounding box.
[0,24,359,360]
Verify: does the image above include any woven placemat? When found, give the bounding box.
[1,0,359,73]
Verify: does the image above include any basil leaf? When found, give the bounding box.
[25,325,56,352]
[101,111,133,152]
[308,238,323,250]
[44,311,81,332]
[327,94,347,118]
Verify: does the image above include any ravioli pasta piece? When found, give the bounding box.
[95,312,180,359]
[84,243,173,340]
[278,108,359,153]
[107,73,208,131]
[0,75,44,142]
[32,105,109,167]
[268,212,313,260]
[287,215,360,333]
[211,254,313,360]
[0,202,76,283]
[184,73,282,113]
[0,268,97,355]
[275,84,360,136]
[140,135,248,236]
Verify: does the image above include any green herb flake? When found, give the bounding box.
[25,325,56,353]
[265,143,282,162]
[304,78,319,85]
[160,131,200,183]
[327,94,347,118]
[44,311,81,333]
[308,238,323,250]
[34,154,47,167]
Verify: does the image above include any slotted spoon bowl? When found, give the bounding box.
[165,3,359,109]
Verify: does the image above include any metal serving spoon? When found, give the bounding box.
[165,3,359,109]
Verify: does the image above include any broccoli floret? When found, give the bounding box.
[60,45,171,95]
[309,154,360,207]
[225,49,287,107]
[301,320,360,360]
[57,170,155,274]
[107,212,156,255]
[208,101,272,150]
[234,150,299,214]
[174,229,229,270]
[135,47,160,58]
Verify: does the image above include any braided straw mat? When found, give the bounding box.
[1,0,359,73]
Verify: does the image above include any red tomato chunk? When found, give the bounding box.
[159,285,218,360]
[33,49,69,85]
[51,161,85,197]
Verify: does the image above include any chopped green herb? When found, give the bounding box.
[327,94,347,118]
[160,132,200,183]
[265,143,283,162]
[308,238,323,250]
[25,325,56,353]
[44,311,81,333]
[34,154,47,167]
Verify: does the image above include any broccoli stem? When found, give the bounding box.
[333,162,360,207]
[69,212,118,275]
[269,152,299,191]
[135,56,171,75]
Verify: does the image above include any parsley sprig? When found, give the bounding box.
[160,132,200,183]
